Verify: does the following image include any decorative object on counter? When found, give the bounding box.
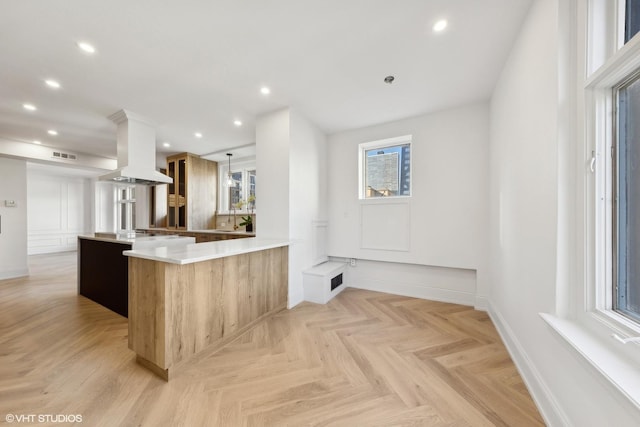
[239,214,253,232]
[238,195,255,231]
[232,200,244,230]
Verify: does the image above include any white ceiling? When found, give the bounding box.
[0,0,532,164]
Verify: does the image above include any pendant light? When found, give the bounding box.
[227,153,233,220]
[226,153,233,186]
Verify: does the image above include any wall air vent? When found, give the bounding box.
[330,273,343,291]
[52,151,77,160]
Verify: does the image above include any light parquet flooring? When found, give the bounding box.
[0,252,544,426]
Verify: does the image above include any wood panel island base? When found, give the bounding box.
[124,239,289,380]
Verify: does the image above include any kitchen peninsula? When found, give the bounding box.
[124,238,289,380]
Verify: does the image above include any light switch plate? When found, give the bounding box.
[4,200,16,207]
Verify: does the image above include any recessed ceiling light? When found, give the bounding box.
[260,86,271,95]
[234,120,242,127]
[384,75,395,84]
[163,142,171,147]
[48,130,58,136]
[433,19,448,33]
[77,41,96,54]
[33,140,41,145]
[45,79,61,89]
[23,103,37,111]
[195,132,203,138]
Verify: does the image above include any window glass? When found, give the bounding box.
[220,163,256,212]
[615,72,640,321]
[229,171,243,209]
[248,170,256,211]
[626,0,640,43]
[361,141,411,198]
[116,185,136,236]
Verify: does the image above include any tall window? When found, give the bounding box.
[219,160,256,212]
[229,171,243,209]
[359,135,411,199]
[593,0,640,329]
[614,72,640,322]
[116,185,136,237]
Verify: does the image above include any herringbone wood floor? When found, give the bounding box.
[0,252,544,426]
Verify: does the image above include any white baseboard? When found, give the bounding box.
[0,268,29,280]
[488,301,570,427]
[348,280,476,307]
[474,295,489,311]
[28,244,77,255]
[288,292,304,309]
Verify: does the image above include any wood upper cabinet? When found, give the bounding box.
[166,153,217,230]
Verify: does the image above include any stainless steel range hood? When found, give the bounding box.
[99,109,173,186]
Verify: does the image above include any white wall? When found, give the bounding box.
[256,108,328,308]
[289,109,328,306]
[327,103,490,307]
[0,137,116,170]
[256,109,291,240]
[488,1,638,425]
[94,181,116,233]
[0,157,28,279]
[27,171,92,254]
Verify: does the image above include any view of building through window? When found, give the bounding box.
[626,0,640,42]
[607,1,640,324]
[615,72,640,321]
[363,142,411,198]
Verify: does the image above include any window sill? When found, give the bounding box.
[217,212,255,215]
[540,313,640,410]
[358,196,411,203]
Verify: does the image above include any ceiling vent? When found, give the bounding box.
[52,151,77,160]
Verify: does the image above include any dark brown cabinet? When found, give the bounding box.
[78,237,130,317]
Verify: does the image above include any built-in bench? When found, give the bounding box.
[302,261,346,304]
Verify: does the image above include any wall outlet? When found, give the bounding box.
[350,258,357,267]
[4,200,16,207]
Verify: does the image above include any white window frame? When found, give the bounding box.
[218,158,256,214]
[358,135,412,200]
[585,0,640,349]
[542,0,640,410]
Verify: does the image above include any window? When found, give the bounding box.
[219,160,256,213]
[229,171,243,209]
[116,185,135,237]
[541,0,640,410]
[613,71,640,322]
[590,0,640,332]
[358,135,411,199]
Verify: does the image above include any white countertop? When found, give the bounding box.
[140,228,255,236]
[123,238,289,265]
[79,234,195,249]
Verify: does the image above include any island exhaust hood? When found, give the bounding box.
[99,109,173,186]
